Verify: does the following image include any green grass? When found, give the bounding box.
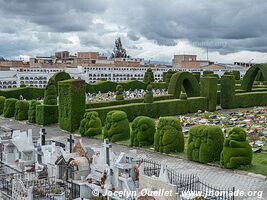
[244,151,267,176]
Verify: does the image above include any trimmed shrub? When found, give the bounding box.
[143,68,154,83]
[44,78,57,105]
[115,85,124,100]
[180,92,187,100]
[103,110,130,142]
[0,87,44,99]
[3,98,17,118]
[14,100,29,121]
[232,71,241,80]
[192,72,201,82]
[150,82,168,90]
[79,111,102,137]
[58,79,85,132]
[154,117,184,154]
[187,125,224,163]
[50,71,71,94]
[200,77,218,111]
[203,71,214,76]
[144,84,153,103]
[130,116,156,147]
[236,91,267,108]
[0,96,6,114]
[220,127,252,169]
[36,105,58,125]
[163,69,175,84]
[220,75,236,109]
[28,100,40,123]
[20,83,27,88]
[168,72,200,98]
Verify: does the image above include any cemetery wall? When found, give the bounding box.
[87,97,207,122]
[0,87,44,99]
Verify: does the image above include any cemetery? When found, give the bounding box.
[0,64,266,199]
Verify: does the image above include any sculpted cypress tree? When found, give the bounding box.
[144,84,153,103]
[44,78,57,105]
[144,68,154,83]
[115,85,124,100]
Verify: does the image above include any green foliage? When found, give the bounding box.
[187,125,224,163]
[58,79,86,132]
[150,82,168,90]
[192,72,201,82]
[163,69,175,83]
[103,110,130,142]
[143,68,154,83]
[180,92,187,100]
[220,127,252,169]
[36,105,58,125]
[20,83,27,88]
[111,37,127,58]
[14,100,29,121]
[44,78,57,105]
[130,116,155,147]
[88,97,207,123]
[220,75,236,109]
[236,91,267,107]
[144,84,153,103]
[115,85,124,100]
[200,77,218,111]
[168,72,200,98]
[3,98,17,118]
[224,71,241,80]
[0,96,6,114]
[28,100,40,123]
[0,87,44,99]
[154,117,184,154]
[203,71,214,76]
[50,71,71,93]
[241,64,267,91]
[79,111,102,137]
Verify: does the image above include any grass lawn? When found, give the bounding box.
[243,151,267,176]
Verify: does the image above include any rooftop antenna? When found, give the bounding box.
[206,47,209,61]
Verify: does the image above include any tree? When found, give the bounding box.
[143,68,154,83]
[111,37,127,58]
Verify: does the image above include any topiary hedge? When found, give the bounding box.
[3,98,17,118]
[0,96,6,115]
[44,78,57,105]
[58,79,85,132]
[115,85,124,100]
[144,84,153,103]
[200,77,218,111]
[163,69,175,84]
[220,75,236,109]
[187,125,224,163]
[36,105,58,125]
[79,111,102,137]
[103,110,130,142]
[236,91,267,107]
[14,100,29,121]
[0,87,44,99]
[28,100,40,123]
[220,127,252,169]
[168,72,200,98]
[203,71,214,76]
[130,116,155,147]
[143,68,154,83]
[154,117,184,154]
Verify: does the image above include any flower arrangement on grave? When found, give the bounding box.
[133,164,140,180]
[100,170,107,188]
[70,159,80,166]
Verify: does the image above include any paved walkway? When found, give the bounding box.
[0,117,266,199]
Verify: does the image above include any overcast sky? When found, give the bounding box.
[1,0,267,63]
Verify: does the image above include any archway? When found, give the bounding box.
[241,64,267,91]
[168,72,200,98]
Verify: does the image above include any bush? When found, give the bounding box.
[14,100,29,121]
[36,105,58,125]
[236,91,267,108]
[200,77,218,111]
[44,78,57,105]
[163,69,175,83]
[203,71,214,76]
[143,68,154,83]
[3,98,17,118]
[0,87,45,100]
[20,83,27,88]
[79,111,102,137]
[130,116,155,147]
[220,75,236,109]
[28,100,40,123]
[0,96,6,114]
[220,127,252,169]
[115,85,124,100]
[187,125,224,163]
[180,92,187,100]
[154,117,184,154]
[144,84,153,103]
[50,71,71,94]
[168,72,200,98]
[58,80,85,132]
[103,110,130,142]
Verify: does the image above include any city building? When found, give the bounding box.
[172,54,211,68]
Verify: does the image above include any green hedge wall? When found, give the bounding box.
[36,105,58,125]
[44,78,57,105]
[0,87,44,99]
[58,79,85,132]
[220,127,252,169]
[28,100,40,123]
[79,111,102,137]
[187,125,224,163]
[103,110,130,142]
[200,77,218,111]
[14,100,29,121]
[236,91,267,107]
[154,117,184,154]
[88,97,207,123]
[203,71,214,76]
[150,82,168,89]
[3,98,18,118]
[130,116,155,147]
[168,72,200,98]
[220,75,236,109]
[0,96,6,115]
